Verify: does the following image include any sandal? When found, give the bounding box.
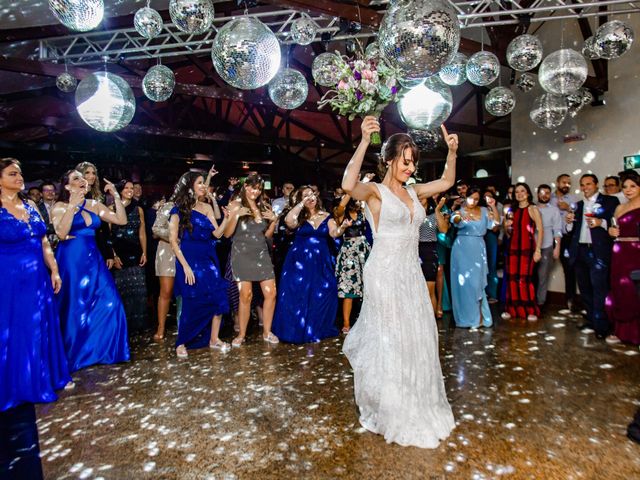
[263,332,279,344]
[341,327,350,334]
[231,336,246,348]
[209,339,231,352]
[176,345,188,358]
[153,333,164,341]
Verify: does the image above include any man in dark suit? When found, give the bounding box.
[36,180,58,249]
[566,174,619,339]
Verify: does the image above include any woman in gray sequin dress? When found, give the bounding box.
[224,174,279,347]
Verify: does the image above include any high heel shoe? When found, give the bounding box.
[176,345,188,358]
[231,336,246,348]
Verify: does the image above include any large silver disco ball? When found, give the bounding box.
[438,52,467,86]
[134,6,163,39]
[485,86,516,117]
[378,0,460,80]
[399,77,425,89]
[529,93,567,130]
[398,77,452,130]
[582,36,600,60]
[290,17,317,45]
[538,49,587,95]
[466,51,500,86]
[268,68,308,110]
[565,88,593,118]
[143,65,175,102]
[311,52,341,87]
[56,72,77,93]
[506,34,543,72]
[49,0,104,32]
[75,71,136,132]
[594,20,634,59]
[409,128,440,151]
[169,0,214,35]
[516,72,536,92]
[212,17,281,90]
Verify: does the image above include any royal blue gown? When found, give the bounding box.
[272,216,339,343]
[171,208,228,349]
[55,201,130,372]
[0,201,71,411]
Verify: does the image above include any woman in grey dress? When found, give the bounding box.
[224,173,279,347]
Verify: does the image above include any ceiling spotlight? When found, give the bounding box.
[242,162,250,170]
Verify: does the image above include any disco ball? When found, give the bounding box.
[529,93,567,129]
[538,49,587,95]
[565,88,593,118]
[134,6,163,39]
[56,72,77,93]
[364,42,380,61]
[75,71,136,132]
[485,86,516,117]
[268,68,308,110]
[169,0,214,35]
[466,51,500,86]
[143,65,175,102]
[398,77,452,130]
[594,20,634,59]
[399,77,425,89]
[438,52,467,86]
[409,128,440,151]
[582,36,600,60]
[311,52,341,87]
[378,0,460,80]
[211,17,281,90]
[49,0,104,32]
[506,34,543,72]
[516,72,536,92]
[290,17,317,45]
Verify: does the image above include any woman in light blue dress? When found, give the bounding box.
[450,188,499,328]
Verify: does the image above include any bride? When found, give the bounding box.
[342,116,458,448]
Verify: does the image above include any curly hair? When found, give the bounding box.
[0,158,25,208]
[75,161,103,202]
[169,171,202,235]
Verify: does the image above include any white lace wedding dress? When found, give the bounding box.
[343,183,455,448]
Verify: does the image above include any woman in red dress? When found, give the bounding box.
[606,170,640,345]
[502,183,543,321]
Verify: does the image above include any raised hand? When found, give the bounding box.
[436,197,447,211]
[486,196,496,208]
[208,164,218,178]
[362,172,376,183]
[68,188,85,208]
[262,208,276,222]
[361,116,381,144]
[222,206,230,219]
[441,124,459,153]
[103,178,118,197]
[228,177,239,188]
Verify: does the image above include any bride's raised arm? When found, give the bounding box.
[342,116,380,202]
[412,124,458,200]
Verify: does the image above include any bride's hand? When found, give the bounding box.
[361,116,380,144]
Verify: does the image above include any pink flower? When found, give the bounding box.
[337,80,349,90]
[362,69,374,81]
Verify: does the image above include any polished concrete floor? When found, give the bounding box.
[37,309,640,480]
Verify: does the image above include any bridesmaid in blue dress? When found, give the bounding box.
[0,158,70,480]
[0,158,71,409]
[450,188,500,328]
[272,186,348,343]
[169,172,230,358]
[51,170,130,372]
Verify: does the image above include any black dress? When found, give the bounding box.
[112,201,148,334]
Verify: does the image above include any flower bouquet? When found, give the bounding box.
[317,48,401,145]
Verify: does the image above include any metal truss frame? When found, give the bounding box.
[36,0,640,66]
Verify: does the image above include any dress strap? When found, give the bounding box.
[77,199,88,212]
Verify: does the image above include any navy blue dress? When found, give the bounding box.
[272,216,339,343]
[171,208,229,349]
[0,201,71,411]
[55,201,130,372]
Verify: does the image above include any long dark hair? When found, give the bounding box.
[169,171,201,235]
[514,182,535,206]
[294,185,324,225]
[58,169,79,204]
[238,173,268,217]
[378,133,419,179]
[0,158,25,208]
[75,161,103,202]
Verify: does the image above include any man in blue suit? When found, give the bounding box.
[566,174,619,339]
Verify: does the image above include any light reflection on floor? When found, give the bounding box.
[37,310,640,479]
